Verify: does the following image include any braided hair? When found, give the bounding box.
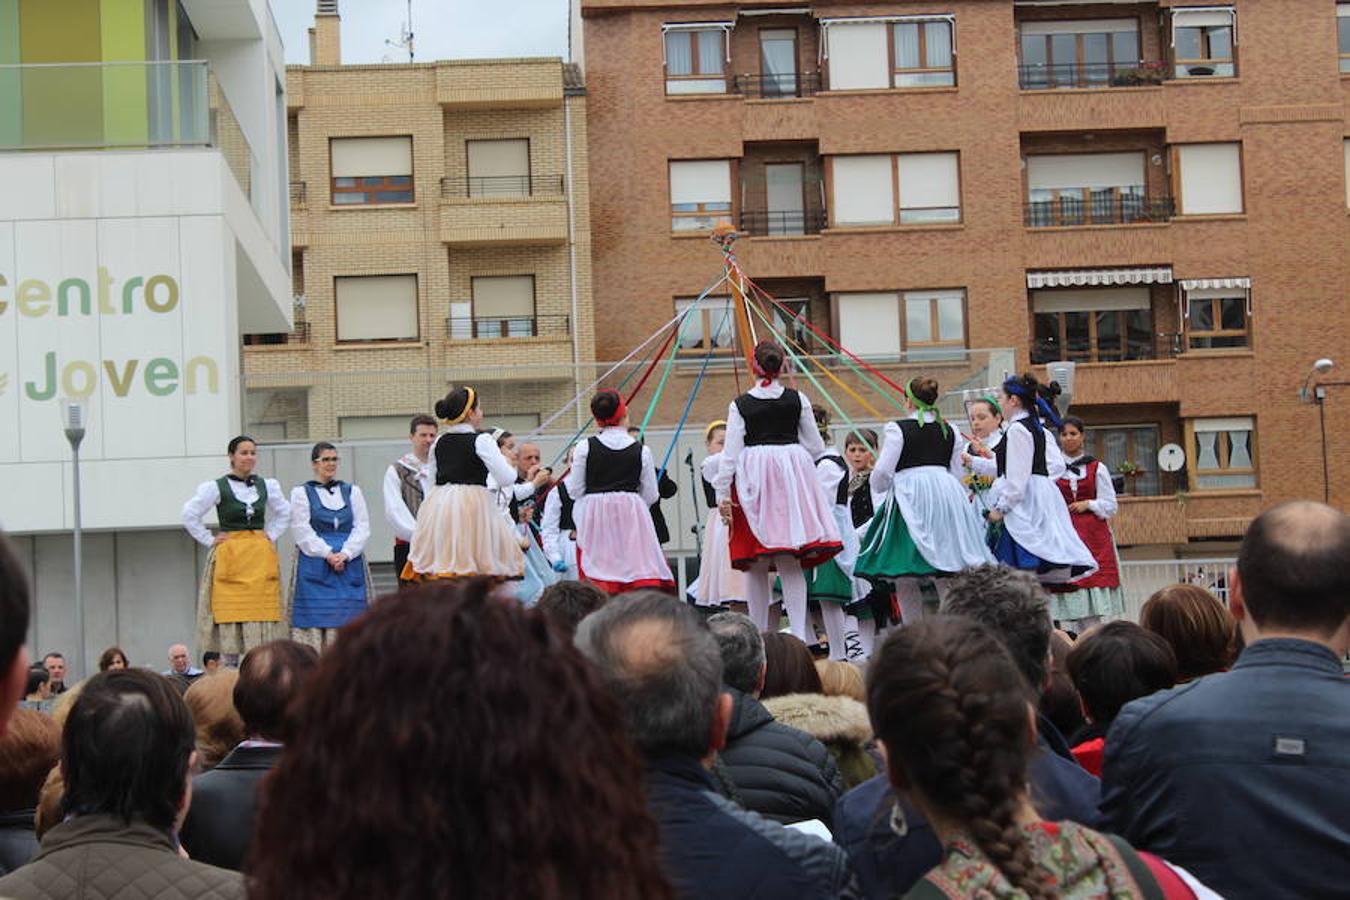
[867,617,1054,899]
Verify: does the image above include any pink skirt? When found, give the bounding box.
[574,491,675,595]
[730,444,842,571]
[695,508,745,606]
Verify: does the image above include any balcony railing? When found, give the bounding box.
[289,181,306,206]
[739,208,827,237]
[1018,60,1167,90]
[1031,334,1179,366]
[440,174,565,199]
[447,314,571,340]
[733,72,821,99]
[244,321,311,346]
[1024,193,1174,228]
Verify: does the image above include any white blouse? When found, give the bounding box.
[181,477,290,548]
[714,381,825,502]
[540,486,569,564]
[1062,455,1119,520]
[869,412,966,495]
[992,412,1067,514]
[289,481,371,560]
[564,427,660,505]
[427,424,520,490]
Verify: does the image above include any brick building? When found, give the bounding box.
[243,1,596,441]
[576,0,1350,555]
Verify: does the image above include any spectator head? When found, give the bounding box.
[517,442,542,475]
[575,590,729,761]
[25,667,50,700]
[234,640,320,743]
[868,617,1050,900]
[536,580,608,639]
[707,612,765,696]
[42,654,64,688]
[815,660,866,703]
[1140,584,1238,681]
[0,534,32,734]
[1232,501,1350,647]
[98,647,129,672]
[941,564,1051,696]
[760,632,824,699]
[61,670,196,832]
[250,580,673,900]
[1066,622,1178,728]
[1040,630,1086,741]
[202,651,221,674]
[0,708,60,814]
[166,644,191,675]
[183,669,244,770]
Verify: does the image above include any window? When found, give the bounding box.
[831,153,960,226]
[1031,287,1153,363]
[335,274,419,342]
[1085,424,1162,496]
[339,415,416,439]
[893,20,955,87]
[471,275,536,338]
[904,290,965,358]
[492,413,542,433]
[1019,19,1141,88]
[1185,288,1249,350]
[670,159,732,231]
[664,27,727,94]
[674,296,735,352]
[835,290,966,359]
[837,293,901,358]
[1176,143,1243,215]
[466,139,530,198]
[832,155,895,225]
[1339,6,1350,72]
[825,22,891,90]
[1025,152,1148,226]
[1344,140,1350,207]
[1189,417,1256,489]
[770,297,812,351]
[898,152,960,223]
[1172,8,1235,78]
[330,136,413,205]
[760,29,799,97]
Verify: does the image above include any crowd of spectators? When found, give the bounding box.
[0,499,1343,898]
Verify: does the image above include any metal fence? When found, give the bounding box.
[1117,558,1235,621]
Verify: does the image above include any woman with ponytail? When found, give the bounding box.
[868,617,1214,899]
[692,420,744,608]
[856,377,994,626]
[964,373,1096,585]
[713,341,842,643]
[404,387,526,581]
[563,389,674,594]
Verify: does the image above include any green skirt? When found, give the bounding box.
[807,559,853,606]
[856,499,939,581]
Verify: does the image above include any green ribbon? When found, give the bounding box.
[904,381,950,437]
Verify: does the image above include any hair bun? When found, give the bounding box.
[1044,381,1063,398]
[434,398,452,420]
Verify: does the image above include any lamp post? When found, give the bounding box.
[60,400,87,680]
[1298,359,1334,505]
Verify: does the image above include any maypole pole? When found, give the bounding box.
[712,221,757,370]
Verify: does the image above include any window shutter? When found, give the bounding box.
[826,23,889,89]
[669,160,732,205]
[1026,152,1145,191]
[1178,143,1242,214]
[472,276,535,318]
[331,137,412,177]
[836,292,900,356]
[897,152,960,210]
[832,155,894,225]
[336,275,419,341]
[1031,287,1150,313]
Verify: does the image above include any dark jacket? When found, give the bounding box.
[0,814,243,899]
[833,714,1102,900]
[719,688,844,827]
[645,754,858,900]
[0,809,39,876]
[1101,638,1350,900]
[650,470,679,544]
[762,693,881,789]
[179,743,282,871]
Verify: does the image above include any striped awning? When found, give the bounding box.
[1026,266,1173,289]
[1178,276,1250,291]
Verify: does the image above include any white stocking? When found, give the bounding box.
[744,559,773,632]
[854,616,876,658]
[895,578,926,627]
[933,576,958,611]
[777,556,811,644]
[820,601,849,661]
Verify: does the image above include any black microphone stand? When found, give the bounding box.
[683,448,703,556]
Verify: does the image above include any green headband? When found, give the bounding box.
[905,382,950,437]
[980,395,1002,416]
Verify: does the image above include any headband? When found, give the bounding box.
[751,356,781,388]
[704,420,727,440]
[443,387,476,426]
[595,390,627,428]
[905,381,950,437]
[1002,378,1046,432]
[980,395,1002,416]
[490,427,505,442]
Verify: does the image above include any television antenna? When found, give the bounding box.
[385,0,415,63]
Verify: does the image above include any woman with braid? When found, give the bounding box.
[867,616,1216,899]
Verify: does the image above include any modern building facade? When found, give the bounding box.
[0,0,293,670]
[577,0,1350,555]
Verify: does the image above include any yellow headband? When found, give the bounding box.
[704,419,727,440]
[442,387,476,426]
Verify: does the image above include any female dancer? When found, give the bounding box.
[540,446,579,579]
[714,341,842,642]
[962,396,1003,507]
[1051,416,1125,632]
[693,420,744,609]
[856,378,994,626]
[404,387,525,581]
[182,436,290,659]
[288,441,372,651]
[564,390,674,594]
[808,406,868,660]
[965,373,1096,584]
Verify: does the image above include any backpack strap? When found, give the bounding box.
[1103,834,1166,900]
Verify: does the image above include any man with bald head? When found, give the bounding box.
[1102,501,1350,899]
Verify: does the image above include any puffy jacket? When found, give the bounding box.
[0,814,242,900]
[762,693,881,789]
[718,688,844,827]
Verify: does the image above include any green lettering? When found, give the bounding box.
[103,359,139,397]
[184,356,218,394]
[61,360,96,398]
[121,276,143,315]
[17,280,50,317]
[143,358,178,396]
[98,267,116,314]
[24,352,56,400]
[143,275,178,313]
[57,278,91,316]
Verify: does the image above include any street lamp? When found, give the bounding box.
[1298,359,1334,505]
[60,400,87,680]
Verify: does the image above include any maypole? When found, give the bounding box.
[711,222,758,370]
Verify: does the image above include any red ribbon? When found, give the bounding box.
[595,390,627,427]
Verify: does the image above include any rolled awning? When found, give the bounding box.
[1178,276,1250,290]
[1026,266,1173,289]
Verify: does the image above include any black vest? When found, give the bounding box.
[434,432,490,486]
[994,420,1049,478]
[735,389,801,446]
[585,437,642,494]
[556,483,576,531]
[702,476,717,510]
[820,455,849,506]
[895,419,955,470]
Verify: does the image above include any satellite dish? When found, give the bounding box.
[1158,443,1186,473]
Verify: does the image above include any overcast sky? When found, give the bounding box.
[270,0,570,65]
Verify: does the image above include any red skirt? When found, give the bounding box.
[728,486,842,572]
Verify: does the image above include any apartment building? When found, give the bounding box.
[242,1,596,443]
[0,0,293,666]
[577,0,1350,555]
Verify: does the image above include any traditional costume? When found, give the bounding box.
[540,482,579,580]
[182,474,291,659]
[692,448,745,608]
[288,479,373,651]
[1050,453,1126,631]
[809,452,867,660]
[382,451,432,587]
[565,413,675,595]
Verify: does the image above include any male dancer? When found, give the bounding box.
[383,414,437,587]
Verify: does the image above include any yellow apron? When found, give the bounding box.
[210,530,282,623]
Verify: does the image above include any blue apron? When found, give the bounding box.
[293,481,368,629]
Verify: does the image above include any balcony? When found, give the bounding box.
[439,174,565,199]
[447,314,570,341]
[244,320,311,347]
[1024,193,1174,228]
[439,175,568,246]
[739,208,827,237]
[1018,60,1167,91]
[734,72,821,100]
